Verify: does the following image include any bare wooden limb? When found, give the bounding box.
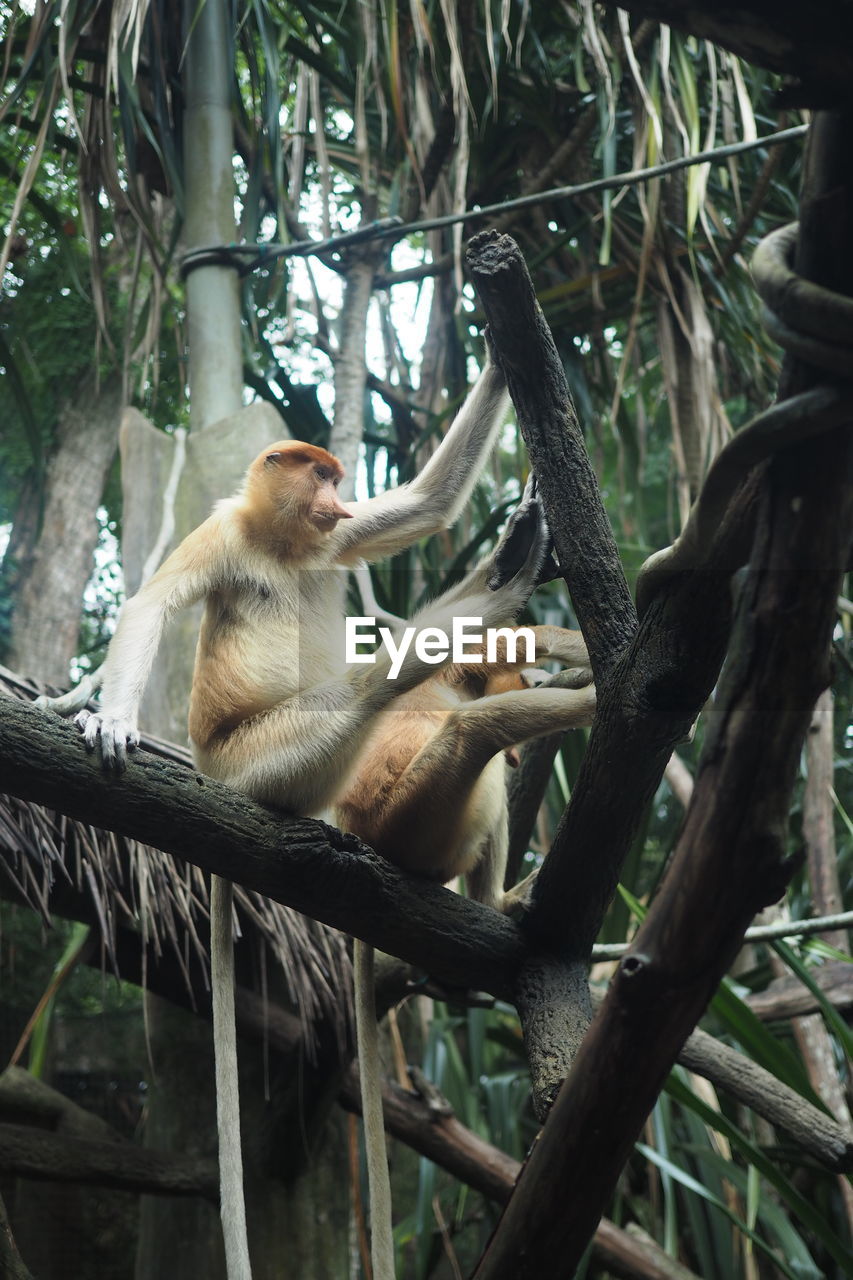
[466,233,759,964]
[0,1191,33,1280]
[675,1026,852,1173]
[0,1066,219,1198]
[747,961,853,1020]
[601,1,853,102]
[803,691,848,951]
[515,956,592,1120]
[86,907,853,1178]
[0,1066,121,1141]
[470,108,853,1280]
[466,229,636,682]
[0,694,524,1000]
[0,1123,219,1200]
[782,693,853,1225]
[26,867,853,1181]
[467,231,733,1102]
[337,1072,702,1280]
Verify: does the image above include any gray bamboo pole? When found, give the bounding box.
[182,0,243,432]
[181,5,248,1278]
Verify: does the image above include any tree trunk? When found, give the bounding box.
[134,4,354,1276]
[1,369,125,1278]
[331,249,379,496]
[784,689,853,1231]
[5,372,122,687]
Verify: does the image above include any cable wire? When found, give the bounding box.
[181,124,809,279]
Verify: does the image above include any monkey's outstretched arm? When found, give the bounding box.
[334,361,509,562]
[38,518,224,768]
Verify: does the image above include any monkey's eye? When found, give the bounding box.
[315,466,331,482]
[264,452,283,467]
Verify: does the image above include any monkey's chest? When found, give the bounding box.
[196,574,350,699]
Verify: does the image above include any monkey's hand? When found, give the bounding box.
[36,670,138,770]
[73,709,140,771]
[487,474,551,593]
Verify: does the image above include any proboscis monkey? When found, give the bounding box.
[335,484,595,1280]
[35,353,528,1280]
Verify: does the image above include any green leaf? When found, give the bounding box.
[771,939,853,1061]
[666,1070,852,1274]
[710,979,824,1106]
[637,1141,811,1280]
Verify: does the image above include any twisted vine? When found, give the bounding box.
[636,222,853,614]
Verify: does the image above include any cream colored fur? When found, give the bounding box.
[37,362,510,1280]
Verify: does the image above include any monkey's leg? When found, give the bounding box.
[365,685,595,880]
[429,474,550,612]
[459,625,591,687]
[465,805,510,912]
[528,624,590,670]
[197,681,387,812]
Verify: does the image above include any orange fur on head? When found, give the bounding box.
[253,440,345,481]
[242,440,351,544]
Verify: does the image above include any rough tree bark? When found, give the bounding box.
[467,230,755,1108]
[0,695,524,997]
[3,758,850,1180]
[470,108,853,1280]
[4,372,122,686]
[330,247,380,495]
[603,1,853,101]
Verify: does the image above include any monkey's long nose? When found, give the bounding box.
[329,492,354,520]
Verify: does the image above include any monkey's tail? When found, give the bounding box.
[354,939,396,1280]
[211,875,253,1280]
[34,667,103,716]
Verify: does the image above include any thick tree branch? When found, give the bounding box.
[0,695,523,1000]
[468,231,761,1105]
[77,891,853,1178]
[467,230,636,682]
[0,1064,219,1198]
[472,109,853,1279]
[599,1,853,104]
[0,1191,32,1280]
[337,1072,701,1280]
[747,961,853,1021]
[0,1123,219,1200]
[17,856,849,1179]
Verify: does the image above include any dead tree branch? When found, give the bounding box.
[0,1123,219,1200]
[747,962,853,1021]
[0,1190,32,1280]
[467,231,760,1108]
[471,108,853,1279]
[0,694,523,999]
[337,1071,702,1280]
[597,1,853,103]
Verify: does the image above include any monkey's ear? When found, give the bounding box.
[264,452,283,466]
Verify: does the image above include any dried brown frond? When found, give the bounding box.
[0,667,351,1047]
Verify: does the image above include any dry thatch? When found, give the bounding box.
[0,666,351,1042]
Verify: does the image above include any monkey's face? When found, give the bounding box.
[303,461,353,531]
[255,442,352,533]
